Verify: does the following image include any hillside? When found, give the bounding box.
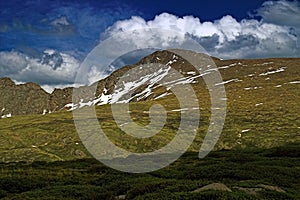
[0,51,299,162]
[0,51,299,199]
[1,50,299,117]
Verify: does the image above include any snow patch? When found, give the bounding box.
[97,93,112,105]
[186,71,196,75]
[254,62,274,66]
[66,93,113,111]
[154,92,170,100]
[245,86,262,90]
[1,113,12,118]
[215,78,241,86]
[166,59,177,66]
[218,65,230,69]
[42,109,47,115]
[103,88,108,94]
[171,108,189,112]
[119,122,129,127]
[242,129,250,133]
[111,66,171,103]
[289,81,300,84]
[259,67,285,76]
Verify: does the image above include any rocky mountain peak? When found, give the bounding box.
[0,77,16,88]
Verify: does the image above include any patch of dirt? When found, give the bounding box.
[192,183,232,193]
[233,186,263,195]
[257,184,286,193]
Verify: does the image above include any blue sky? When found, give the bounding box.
[1,0,298,59]
[0,0,299,92]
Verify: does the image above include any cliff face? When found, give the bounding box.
[0,78,50,116]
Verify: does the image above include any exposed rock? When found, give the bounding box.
[192,183,232,193]
[50,87,73,111]
[116,194,126,199]
[0,77,15,87]
[233,186,263,195]
[0,78,50,115]
[257,184,286,193]
[74,149,86,158]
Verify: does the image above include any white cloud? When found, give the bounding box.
[51,16,70,26]
[253,0,300,28]
[0,49,113,93]
[253,0,300,49]
[40,83,82,94]
[104,1,299,59]
[10,78,79,94]
[0,49,80,87]
[87,65,108,84]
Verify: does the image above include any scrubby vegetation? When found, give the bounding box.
[0,144,299,199]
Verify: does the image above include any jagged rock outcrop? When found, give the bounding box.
[0,78,50,115]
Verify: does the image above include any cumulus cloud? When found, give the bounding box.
[0,50,79,84]
[39,83,83,94]
[252,0,300,48]
[0,50,82,92]
[9,78,82,94]
[0,49,118,92]
[103,1,299,59]
[252,0,300,28]
[87,65,107,84]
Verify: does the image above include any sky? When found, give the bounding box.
[0,0,299,92]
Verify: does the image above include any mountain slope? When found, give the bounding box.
[1,50,299,117]
[0,51,299,162]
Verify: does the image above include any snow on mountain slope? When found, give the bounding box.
[0,50,299,116]
[64,50,215,110]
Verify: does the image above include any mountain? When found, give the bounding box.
[1,50,207,116]
[0,50,299,162]
[1,50,299,117]
[0,77,50,116]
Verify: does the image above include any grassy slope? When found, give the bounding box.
[0,58,299,162]
[0,58,299,199]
